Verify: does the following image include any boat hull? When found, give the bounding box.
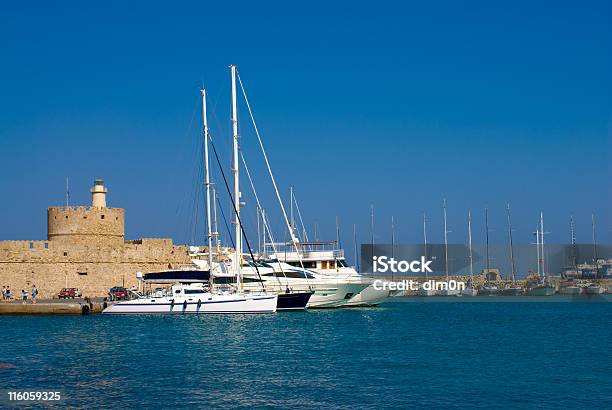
[343,285,391,307]
[461,287,478,297]
[526,286,556,296]
[276,292,313,310]
[500,287,523,296]
[102,294,278,314]
[582,286,604,295]
[560,286,581,295]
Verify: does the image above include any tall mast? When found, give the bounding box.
[230,64,242,287]
[570,214,577,270]
[592,213,598,272]
[443,198,449,279]
[485,208,490,275]
[353,223,358,271]
[536,227,541,277]
[423,212,428,277]
[201,88,214,286]
[540,211,545,279]
[290,186,295,237]
[468,209,473,283]
[391,215,395,281]
[370,205,374,262]
[506,203,516,283]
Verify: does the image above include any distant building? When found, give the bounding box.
[0,179,191,298]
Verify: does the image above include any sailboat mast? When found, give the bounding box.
[536,227,541,277]
[485,208,490,275]
[353,223,358,271]
[506,204,516,282]
[230,64,242,287]
[391,215,395,281]
[423,212,428,270]
[540,211,545,279]
[592,213,598,272]
[468,209,473,282]
[370,205,374,262]
[201,88,214,286]
[290,186,295,236]
[443,198,449,279]
[570,214,577,270]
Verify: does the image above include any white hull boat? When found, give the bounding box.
[461,287,478,297]
[207,260,369,308]
[103,283,277,314]
[342,284,391,307]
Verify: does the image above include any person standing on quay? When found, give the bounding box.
[31,285,38,304]
[1,286,5,302]
[21,289,27,304]
[5,286,11,301]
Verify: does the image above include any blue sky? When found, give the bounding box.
[0,0,610,254]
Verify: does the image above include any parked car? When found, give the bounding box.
[109,287,128,301]
[58,288,82,299]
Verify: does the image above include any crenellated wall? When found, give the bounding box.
[0,239,192,298]
[47,206,125,246]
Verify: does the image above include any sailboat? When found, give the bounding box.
[480,207,499,296]
[526,211,555,296]
[581,214,604,295]
[500,204,523,296]
[461,210,478,296]
[438,198,460,296]
[103,82,278,315]
[418,212,436,296]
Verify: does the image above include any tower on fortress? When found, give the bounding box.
[47,178,125,246]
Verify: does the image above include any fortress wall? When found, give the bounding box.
[0,240,192,298]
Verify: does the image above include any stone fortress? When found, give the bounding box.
[0,179,192,298]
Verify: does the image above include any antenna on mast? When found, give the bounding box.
[65,177,70,207]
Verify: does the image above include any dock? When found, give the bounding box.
[0,299,109,315]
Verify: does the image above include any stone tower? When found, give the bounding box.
[47,178,125,246]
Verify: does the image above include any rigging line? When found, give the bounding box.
[240,150,289,287]
[236,69,304,269]
[292,190,310,244]
[209,135,265,289]
[216,193,235,249]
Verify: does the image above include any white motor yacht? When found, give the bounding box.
[266,245,390,307]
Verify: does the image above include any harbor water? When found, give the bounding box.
[1,298,611,408]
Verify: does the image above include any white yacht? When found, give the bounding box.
[103,282,277,314]
[265,245,390,307]
[196,258,369,308]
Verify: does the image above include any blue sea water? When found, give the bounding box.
[1,298,611,409]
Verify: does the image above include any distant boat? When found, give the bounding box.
[500,286,523,296]
[581,283,605,295]
[559,285,581,295]
[461,209,478,297]
[480,284,499,296]
[526,284,556,296]
[461,287,478,297]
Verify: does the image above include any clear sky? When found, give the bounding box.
[0,0,610,254]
